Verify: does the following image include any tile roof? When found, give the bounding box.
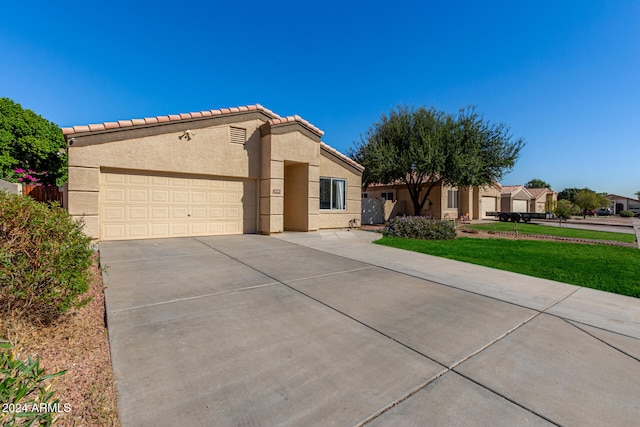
[320,142,364,171]
[266,115,324,137]
[526,187,555,198]
[61,103,362,170]
[61,104,282,136]
[606,193,640,202]
[500,185,524,193]
[501,185,533,197]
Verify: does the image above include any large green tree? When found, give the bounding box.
[525,178,552,189]
[558,187,586,203]
[573,189,610,218]
[0,98,67,185]
[350,105,524,215]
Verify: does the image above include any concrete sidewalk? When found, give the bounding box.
[101,232,640,426]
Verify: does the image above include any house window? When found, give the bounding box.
[320,177,346,210]
[447,189,459,209]
[362,193,368,198]
[381,191,394,201]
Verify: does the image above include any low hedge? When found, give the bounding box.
[0,192,94,324]
[619,210,635,217]
[382,216,456,240]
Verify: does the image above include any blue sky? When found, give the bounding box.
[2,1,639,197]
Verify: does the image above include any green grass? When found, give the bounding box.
[466,222,636,243]
[376,236,640,298]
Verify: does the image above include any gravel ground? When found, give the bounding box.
[457,227,637,248]
[1,255,120,426]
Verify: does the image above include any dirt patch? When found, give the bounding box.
[0,254,120,426]
[457,227,637,248]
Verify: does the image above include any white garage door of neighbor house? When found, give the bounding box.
[513,199,528,213]
[481,197,497,218]
[100,170,257,241]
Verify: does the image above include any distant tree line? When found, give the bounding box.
[522,178,612,219]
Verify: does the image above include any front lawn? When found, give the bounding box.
[466,222,636,243]
[376,236,640,298]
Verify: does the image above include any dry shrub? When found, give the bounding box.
[0,191,94,325]
[1,255,119,426]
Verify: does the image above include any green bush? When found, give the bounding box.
[0,192,93,324]
[383,216,456,240]
[554,199,579,219]
[0,341,67,426]
[619,210,634,217]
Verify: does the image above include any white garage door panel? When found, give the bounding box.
[100,171,256,241]
[513,199,528,212]
[481,197,496,219]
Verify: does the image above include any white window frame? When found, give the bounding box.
[381,191,394,201]
[320,177,347,211]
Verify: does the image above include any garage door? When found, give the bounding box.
[100,170,256,241]
[513,199,528,213]
[481,197,497,219]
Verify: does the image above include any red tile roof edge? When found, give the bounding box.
[266,115,325,137]
[500,185,533,197]
[320,142,364,171]
[60,104,362,171]
[61,104,281,136]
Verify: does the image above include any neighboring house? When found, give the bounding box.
[500,185,533,213]
[362,181,502,220]
[62,104,363,241]
[605,194,640,214]
[526,187,558,213]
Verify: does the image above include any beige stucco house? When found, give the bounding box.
[499,185,532,213]
[363,181,502,220]
[526,187,558,213]
[605,194,640,214]
[500,186,557,213]
[62,104,363,241]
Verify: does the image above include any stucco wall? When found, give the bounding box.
[68,119,263,238]
[500,188,531,213]
[67,111,362,239]
[367,183,502,219]
[366,184,445,217]
[479,185,501,198]
[318,151,362,229]
[260,128,321,234]
[69,119,262,178]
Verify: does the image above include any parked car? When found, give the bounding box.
[595,208,612,216]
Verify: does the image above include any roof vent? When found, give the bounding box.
[230,127,246,144]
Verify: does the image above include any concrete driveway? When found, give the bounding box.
[99,231,640,426]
